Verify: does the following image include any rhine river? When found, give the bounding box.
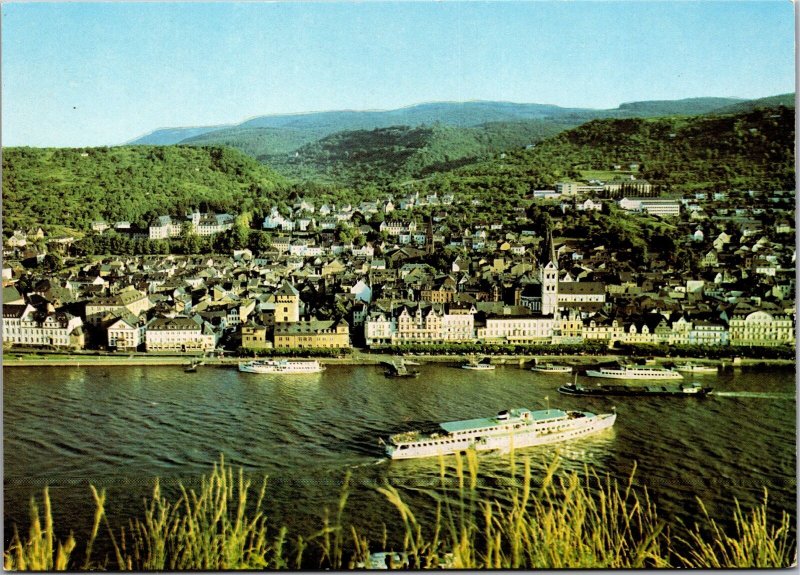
[4,362,796,561]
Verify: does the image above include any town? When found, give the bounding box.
[2,179,796,359]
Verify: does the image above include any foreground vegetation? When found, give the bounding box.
[5,455,795,570]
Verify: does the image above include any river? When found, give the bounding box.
[3,362,796,563]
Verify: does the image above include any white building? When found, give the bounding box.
[477,313,554,342]
[618,198,681,217]
[107,314,146,350]
[145,316,217,352]
[3,304,84,349]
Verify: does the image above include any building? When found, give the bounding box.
[85,286,152,326]
[3,304,84,349]
[145,316,216,352]
[241,322,272,350]
[273,319,350,349]
[618,198,680,217]
[557,281,606,313]
[728,310,794,346]
[477,310,554,343]
[364,311,395,346]
[106,312,147,351]
[148,215,182,240]
[274,281,300,323]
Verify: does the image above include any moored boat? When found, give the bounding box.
[384,406,616,460]
[673,363,718,373]
[385,357,420,378]
[238,359,324,374]
[462,363,495,371]
[530,363,572,374]
[585,365,683,380]
[558,381,712,397]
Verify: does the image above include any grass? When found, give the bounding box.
[4,454,796,570]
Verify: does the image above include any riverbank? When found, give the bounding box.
[3,351,795,368]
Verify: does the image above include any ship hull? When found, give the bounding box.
[238,361,324,374]
[585,369,683,380]
[558,384,712,397]
[387,413,616,460]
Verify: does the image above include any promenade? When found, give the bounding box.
[3,351,792,368]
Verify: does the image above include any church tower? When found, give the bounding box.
[540,230,558,316]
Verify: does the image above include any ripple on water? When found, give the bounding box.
[3,364,796,543]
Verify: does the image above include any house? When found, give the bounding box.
[273,319,350,349]
[106,312,147,351]
[3,304,84,349]
[728,309,794,346]
[145,316,216,352]
[84,286,152,326]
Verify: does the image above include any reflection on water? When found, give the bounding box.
[4,363,796,549]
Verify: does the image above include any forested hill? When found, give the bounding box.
[261,120,574,186]
[128,97,748,147]
[2,146,286,232]
[420,106,795,197]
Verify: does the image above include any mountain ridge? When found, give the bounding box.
[126,96,759,146]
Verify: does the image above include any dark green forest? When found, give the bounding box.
[3,103,795,235]
[261,121,573,186]
[412,106,795,199]
[2,146,286,231]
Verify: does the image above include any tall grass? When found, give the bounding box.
[4,453,796,570]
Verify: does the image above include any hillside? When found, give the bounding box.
[413,106,795,198]
[125,125,233,146]
[126,97,747,152]
[2,146,286,232]
[710,93,795,115]
[180,126,327,157]
[261,120,574,186]
[614,97,748,117]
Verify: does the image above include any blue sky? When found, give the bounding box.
[2,1,795,147]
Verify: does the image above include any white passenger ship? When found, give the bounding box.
[585,365,683,380]
[530,363,572,374]
[238,359,324,374]
[673,363,718,373]
[385,407,616,460]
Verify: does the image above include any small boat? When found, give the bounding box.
[385,357,420,378]
[385,405,616,460]
[530,363,572,374]
[673,363,718,373]
[238,359,325,374]
[558,381,712,397]
[585,365,683,380]
[462,363,496,371]
[385,370,420,378]
[184,360,202,372]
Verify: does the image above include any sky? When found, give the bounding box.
[1,1,795,147]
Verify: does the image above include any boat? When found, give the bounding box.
[238,359,325,374]
[384,406,616,460]
[673,363,718,373]
[530,363,572,374]
[462,357,495,370]
[184,361,200,373]
[385,357,420,378]
[558,381,712,397]
[462,363,496,371]
[585,365,683,380]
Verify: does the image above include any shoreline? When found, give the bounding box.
[3,352,795,369]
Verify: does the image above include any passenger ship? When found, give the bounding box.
[673,363,718,373]
[585,365,683,380]
[384,407,616,460]
[530,363,572,374]
[238,359,324,374]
